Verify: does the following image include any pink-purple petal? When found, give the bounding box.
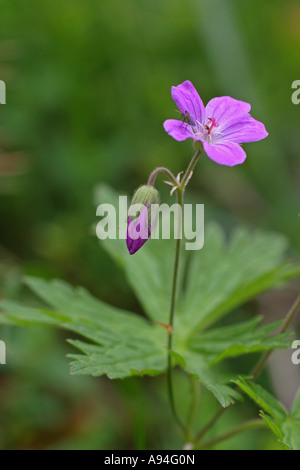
[171,80,205,124]
[219,114,268,143]
[205,96,251,128]
[163,81,268,166]
[163,119,195,142]
[126,211,150,255]
[203,141,247,167]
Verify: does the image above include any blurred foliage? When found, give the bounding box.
[0,0,299,450]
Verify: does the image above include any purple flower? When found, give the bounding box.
[163,80,268,166]
[126,206,151,255]
[126,185,159,255]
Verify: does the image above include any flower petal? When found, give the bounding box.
[218,114,268,143]
[205,96,251,128]
[171,81,205,124]
[203,141,247,167]
[126,212,150,255]
[163,119,195,141]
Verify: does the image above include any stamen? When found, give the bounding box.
[205,117,219,135]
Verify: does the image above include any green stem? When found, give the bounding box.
[166,150,202,435]
[194,407,225,444]
[196,419,265,450]
[167,187,185,433]
[186,377,201,440]
[147,166,178,187]
[180,150,201,189]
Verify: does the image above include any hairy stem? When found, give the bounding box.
[180,150,201,189]
[147,166,178,187]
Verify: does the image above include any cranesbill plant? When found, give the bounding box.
[1,81,300,450]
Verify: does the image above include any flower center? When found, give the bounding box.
[205,117,219,135]
[192,116,221,144]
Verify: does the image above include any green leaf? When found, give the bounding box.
[259,410,284,441]
[282,389,300,450]
[67,340,165,379]
[0,277,166,378]
[188,317,292,365]
[0,185,299,409]
[182,352,242,408]
[232,377,288,422]
[259,411,290,450]
[234,380,300,450]
[96,185,300,339]
[179,224,300,333]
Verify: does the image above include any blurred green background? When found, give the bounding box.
[0,0,299,449]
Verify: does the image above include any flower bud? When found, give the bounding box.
[126,185,159,255]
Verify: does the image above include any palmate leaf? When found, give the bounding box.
[0,277,242,405]
[177,224,300,334]
[0,277,167,378]
[0,184,299,408]
[95,185,299,396]
[0,276,238,405]
[234,379,300,450]
[95,184,300,338]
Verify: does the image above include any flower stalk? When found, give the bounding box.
[166,149,201,436]
[147,167,178,187]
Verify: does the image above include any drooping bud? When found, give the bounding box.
[126,185,159,255]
